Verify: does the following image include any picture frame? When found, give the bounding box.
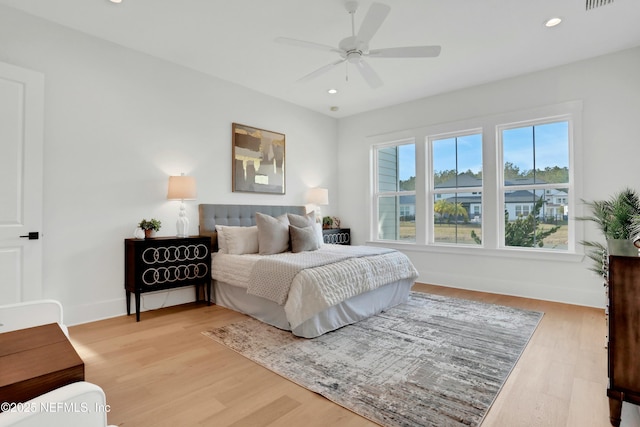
[232,123,285,194]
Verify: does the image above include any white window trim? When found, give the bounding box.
[367,101,584,260]
[427,128,484,246]
[371,137,417,242]
[496,111,578,253]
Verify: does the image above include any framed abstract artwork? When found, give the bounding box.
[232,123,285,194]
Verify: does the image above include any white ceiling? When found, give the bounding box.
[2,0,640,118]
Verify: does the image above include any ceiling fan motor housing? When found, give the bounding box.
[345,1,359,14]
[339,36,367,62]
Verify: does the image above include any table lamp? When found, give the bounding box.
[307,187,329,223]
[167,173,197,237]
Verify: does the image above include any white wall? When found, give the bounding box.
[338,47,640,308]
[3,3,639,320]
[0,5,338,324]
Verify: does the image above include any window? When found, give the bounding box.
[430,132,482,245]
[369,101,580,255]
[500,120,569,250]
[374,141,416,242]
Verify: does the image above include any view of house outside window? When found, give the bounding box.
[431,132,483,245]
[371,103,577,252]
[500,121,569,250]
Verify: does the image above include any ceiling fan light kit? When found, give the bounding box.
[275,1,441,89]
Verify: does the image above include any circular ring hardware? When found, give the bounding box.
[141,262,209,286]
[325,232,350,244]
[141,244,210,265]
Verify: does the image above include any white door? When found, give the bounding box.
[0,61,44,304]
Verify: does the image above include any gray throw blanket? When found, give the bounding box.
[247,245,394,305]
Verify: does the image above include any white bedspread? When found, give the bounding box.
[212,245,419,330]
[284,249,418,329]
[247,245,396,304]
[211,252,260,288]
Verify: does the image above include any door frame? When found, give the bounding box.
[0,61,44,302]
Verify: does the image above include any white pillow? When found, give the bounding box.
[227,226,259,255]
[214,225,228,253]
[215,225,259,255]
[256,212,290,254]
[313,222,324,246]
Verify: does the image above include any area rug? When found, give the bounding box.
[202,292,543,427]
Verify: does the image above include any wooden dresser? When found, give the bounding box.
[606,240,640,426]
[0,323,84,407]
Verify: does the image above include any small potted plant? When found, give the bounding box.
[322,216,333,229]
[138,218,161,238]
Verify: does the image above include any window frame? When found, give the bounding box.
[497,114,575,252]
[371,138,417,243]
[367,101,583,261]
[428,128,484,246]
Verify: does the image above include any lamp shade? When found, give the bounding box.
[167,175,197,200]
[307,187,329,205]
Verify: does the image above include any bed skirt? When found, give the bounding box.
[213,278,413,338]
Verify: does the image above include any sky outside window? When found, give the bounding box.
[503,121,569,184]
[398,144,415,182]
[432,134,482,185]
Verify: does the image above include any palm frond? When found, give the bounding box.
[579,240,607,276]
[578,188,640,276]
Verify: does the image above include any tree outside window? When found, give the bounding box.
[500,121,569,249]
[431,132,482,245]
[370,103,578,254]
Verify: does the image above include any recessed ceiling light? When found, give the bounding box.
[330,106,339,112]
[110,0,122,3]
[545,17,562,27]
[328,89,338,94]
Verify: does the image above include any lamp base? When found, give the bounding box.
[176,201,189,237]
[176,217,189,237]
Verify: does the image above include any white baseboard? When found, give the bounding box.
[65,287,199,326]
[418,270,604,308]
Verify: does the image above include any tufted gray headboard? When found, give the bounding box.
[198,204,307,251]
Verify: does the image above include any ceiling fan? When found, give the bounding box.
[275,1,441,89]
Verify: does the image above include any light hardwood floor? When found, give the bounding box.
[69,283,611,427]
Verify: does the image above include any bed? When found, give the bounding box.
[199,204,418,338]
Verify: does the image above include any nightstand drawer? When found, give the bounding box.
[322,228,350,245]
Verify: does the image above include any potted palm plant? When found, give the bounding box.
[578,188,640,276]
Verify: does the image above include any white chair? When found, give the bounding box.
[0,382,116,427]
[0,300,68,337]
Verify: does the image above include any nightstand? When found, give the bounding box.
[124,236,212,321]
[322,228,351,245]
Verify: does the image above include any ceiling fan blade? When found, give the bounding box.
[368,45,442,58]
[355,60,383,89]
[356,3,391,44]
[298,59,346,83]
[274,37,342,54]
